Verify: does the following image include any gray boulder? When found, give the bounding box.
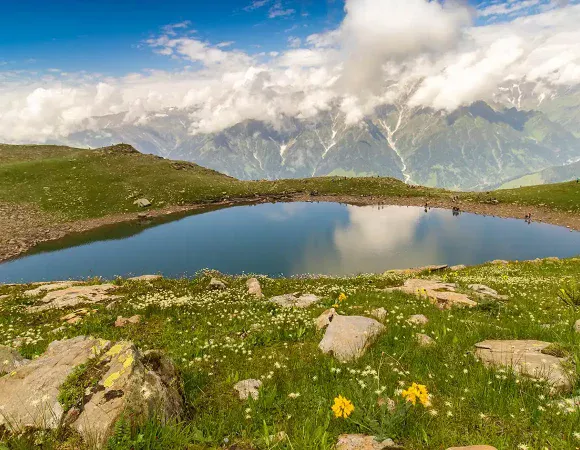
[468,284,507,300]
[246,278,263,298]
[319,315,385,362]
[271,293,320,308]
[209,278,227,290]
[133,198,152,208]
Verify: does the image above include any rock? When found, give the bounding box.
[27,284,119,312]
[24,281,75,297]
[316,308,337,330]
[0,337,182,447]
[449,265,466,271]
[234,379,262,400]
[246,278,263,298]
[128,275,162,281]
[371,307,387,321]
[446,446,497,450]
[386,265,447,276]
[551,396,580,412]
[0,294,9,301]
[416,333,435,347]
[133,198,152,208]
[336,434,398,449]
[446,447,497,450]
[319,315,385,362]
[114,315,141,327]
[386,279,477,309]
[490,260,509,265]
[468,284,507,300]
[408,314,429,325]
[475,340,572,391]
[271,293,321,308]
[544,257,560,262]
[575,319,580,333]
[137,212,148,219]
[209,278,227,290]
[60,308,92,325]
[0,346,29,373]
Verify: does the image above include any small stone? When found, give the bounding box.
[408,314,429,325]
[316,308,336,330]
[271,293,320,308]
[115,315,141,327]
[246,278,263,298]
[336,434,397,449]
[209,278,227,290]
[446,446,497,450]
[128,275,162,281]
[449,265,466,271]
[468,284,506,300]
[489,260,509,265]
[234,379,262,400]
[133,198,152,208]
[371,307,387,321]
[574,319,580,333]
[416,333,435,347]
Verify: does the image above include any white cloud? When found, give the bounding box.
[1,1,580,143]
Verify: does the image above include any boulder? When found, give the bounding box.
[316,308,337,330]
[408,314,429,325]
[271,293,320,308]
[0,294,9,301]
[386,279,477,309]
[474,340,572,391]
[416,333,435,347]
[371,307,387,321]
[490,260,509,265]
[27,284,119,312]
[246,278,263,298]
[209,278,227,290]
[234,379,262,400]
[468,284,507,300]
[60,308,93,325]
[0,346,29,373]
[133,198,152,208]
[336,434,397,449]
[319,315,385,362]
[0,337,182,447]
[128,275,162,281]
[449,265,466,272]
[114,315,141,327]
[446,447,497,450]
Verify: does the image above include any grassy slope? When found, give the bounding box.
[2,259,580,449]
[2,143,580,223]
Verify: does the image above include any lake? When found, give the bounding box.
[1,202,580,283]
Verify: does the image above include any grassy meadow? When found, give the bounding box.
[2,258,580,449]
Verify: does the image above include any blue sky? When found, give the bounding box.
[0,0,540,75]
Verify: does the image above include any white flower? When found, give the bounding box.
[288,392,300,399]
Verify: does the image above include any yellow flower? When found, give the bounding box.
[338,293,347,302]
[332,395,355,418]
[401,382,430,407]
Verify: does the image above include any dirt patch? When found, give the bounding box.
[1,193,579,264]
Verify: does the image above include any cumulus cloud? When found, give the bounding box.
[1,0,580,142]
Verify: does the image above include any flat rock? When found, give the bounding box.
[319,315,385,362]
[490,260,509,265]
[114,315,141,327]
[316,308,337,330]
[416,333,435,347]
[128,275,162,281]
[387,279,476,309]
[271,293,320,308]
[24,281,75,297]
[27,284,119,312]
[468,284,507,300]
[246,278,263,298]
[386,265,448,276]
[336,434,397,450]
[0,337,182,447]
[0,346,29,373]
[446,447,497,450]
[234,379,262,400]
[60,308,92,324]
[408,314,429,325]
[475,340,572,391]
[209,278,227,290]
[449,265,467,271]
[133,198,151,208]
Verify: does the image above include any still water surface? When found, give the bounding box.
[1,202,580,283]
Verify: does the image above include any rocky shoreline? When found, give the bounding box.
[1,193,579,264]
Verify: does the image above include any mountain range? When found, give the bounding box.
[53,82,580,191]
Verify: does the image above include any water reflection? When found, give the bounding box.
[1,202,579,283]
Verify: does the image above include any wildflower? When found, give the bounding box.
[332,395,355,418]
[401,383,430,407]
[338,293,347,302]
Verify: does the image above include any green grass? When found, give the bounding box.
[2,259,580,449]
[2,143,580,224]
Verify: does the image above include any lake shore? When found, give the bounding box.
[2,193,579,265]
